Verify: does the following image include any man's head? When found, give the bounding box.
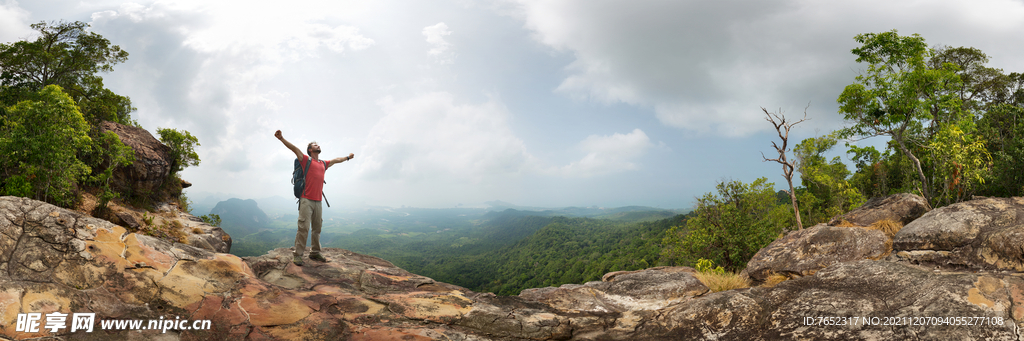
[306,142,321,156]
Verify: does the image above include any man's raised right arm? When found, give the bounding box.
[275,130,304,159]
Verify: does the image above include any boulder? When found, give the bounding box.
[519,267,708,313]
[830,193,930,226]
[892,196,1024,271]
[743,224,889,283]
[99,121,174,194]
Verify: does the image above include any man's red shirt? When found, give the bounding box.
[300,155,327,202]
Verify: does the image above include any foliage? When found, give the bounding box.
[976,103,1024,197]
[178,190,194,214]
[157,128,201,174]
[200,214,222,227]
[660,178,791,272]
[87,131,135,209]
[794,134,865,224]
[0,20,145,208]
[0,20,134,125]
[927,122,991,205]
[837,30,963,204]
[0,85,92,207]
[469,215,685,295]
[695,258,725,275]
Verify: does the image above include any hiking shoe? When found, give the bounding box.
[309,253,329,262]
[293,256,304,266]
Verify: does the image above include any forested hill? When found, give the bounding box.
[476,214,689,295]
[380,211,691,296]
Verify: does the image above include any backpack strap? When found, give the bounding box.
[320,160,330,207]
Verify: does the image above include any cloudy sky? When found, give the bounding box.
[3,0,1023,209]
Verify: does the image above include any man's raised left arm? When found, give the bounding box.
[327,153,355,168]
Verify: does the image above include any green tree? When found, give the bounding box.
[0,20,134,125]
[201,213,222,227]
[0,85,92,206]
[928,46,1013,117]
[88,131,135,209]
[661,178,791,272]
[837,30,963,204]
[794,134,865,224]
[157,128,201,174]
[976,103,1023,197]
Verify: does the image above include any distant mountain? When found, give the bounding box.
[210,198,270,237]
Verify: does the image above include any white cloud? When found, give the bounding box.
[357,92,536,183]
[560,128,653,177]
[88,1,376,177]
[0,0,32,42]
[422,22,454,64]
[509,0,1024,137]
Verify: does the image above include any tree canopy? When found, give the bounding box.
[0,85,92,206]
[0,20,134,125]
[0,20,198,208]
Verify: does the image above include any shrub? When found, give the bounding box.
[661,178,792,272]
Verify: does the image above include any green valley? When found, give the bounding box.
[204,197,691,295]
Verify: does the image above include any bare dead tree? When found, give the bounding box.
[760,106,808,230]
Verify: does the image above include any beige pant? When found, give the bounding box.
[294,198,322,257]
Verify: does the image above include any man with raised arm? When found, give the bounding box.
[274,130,354,266]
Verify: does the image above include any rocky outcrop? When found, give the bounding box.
[4,195,1024,341]
[99,121,174,193]
[742,224,889,284]
[830,193,930,226]
[893,196,1024,271]
[640,260,1022,340]
[520,267,708,313]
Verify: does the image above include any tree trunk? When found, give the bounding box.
[788,180,803,230]
[892,134,931,204]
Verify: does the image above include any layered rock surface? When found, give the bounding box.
[4,195,1024,340]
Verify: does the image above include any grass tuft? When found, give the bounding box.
[867,219,903,238]
[694,271,750,292]
[761,272,790,288]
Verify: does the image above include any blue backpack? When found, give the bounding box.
[292,158,330,207]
